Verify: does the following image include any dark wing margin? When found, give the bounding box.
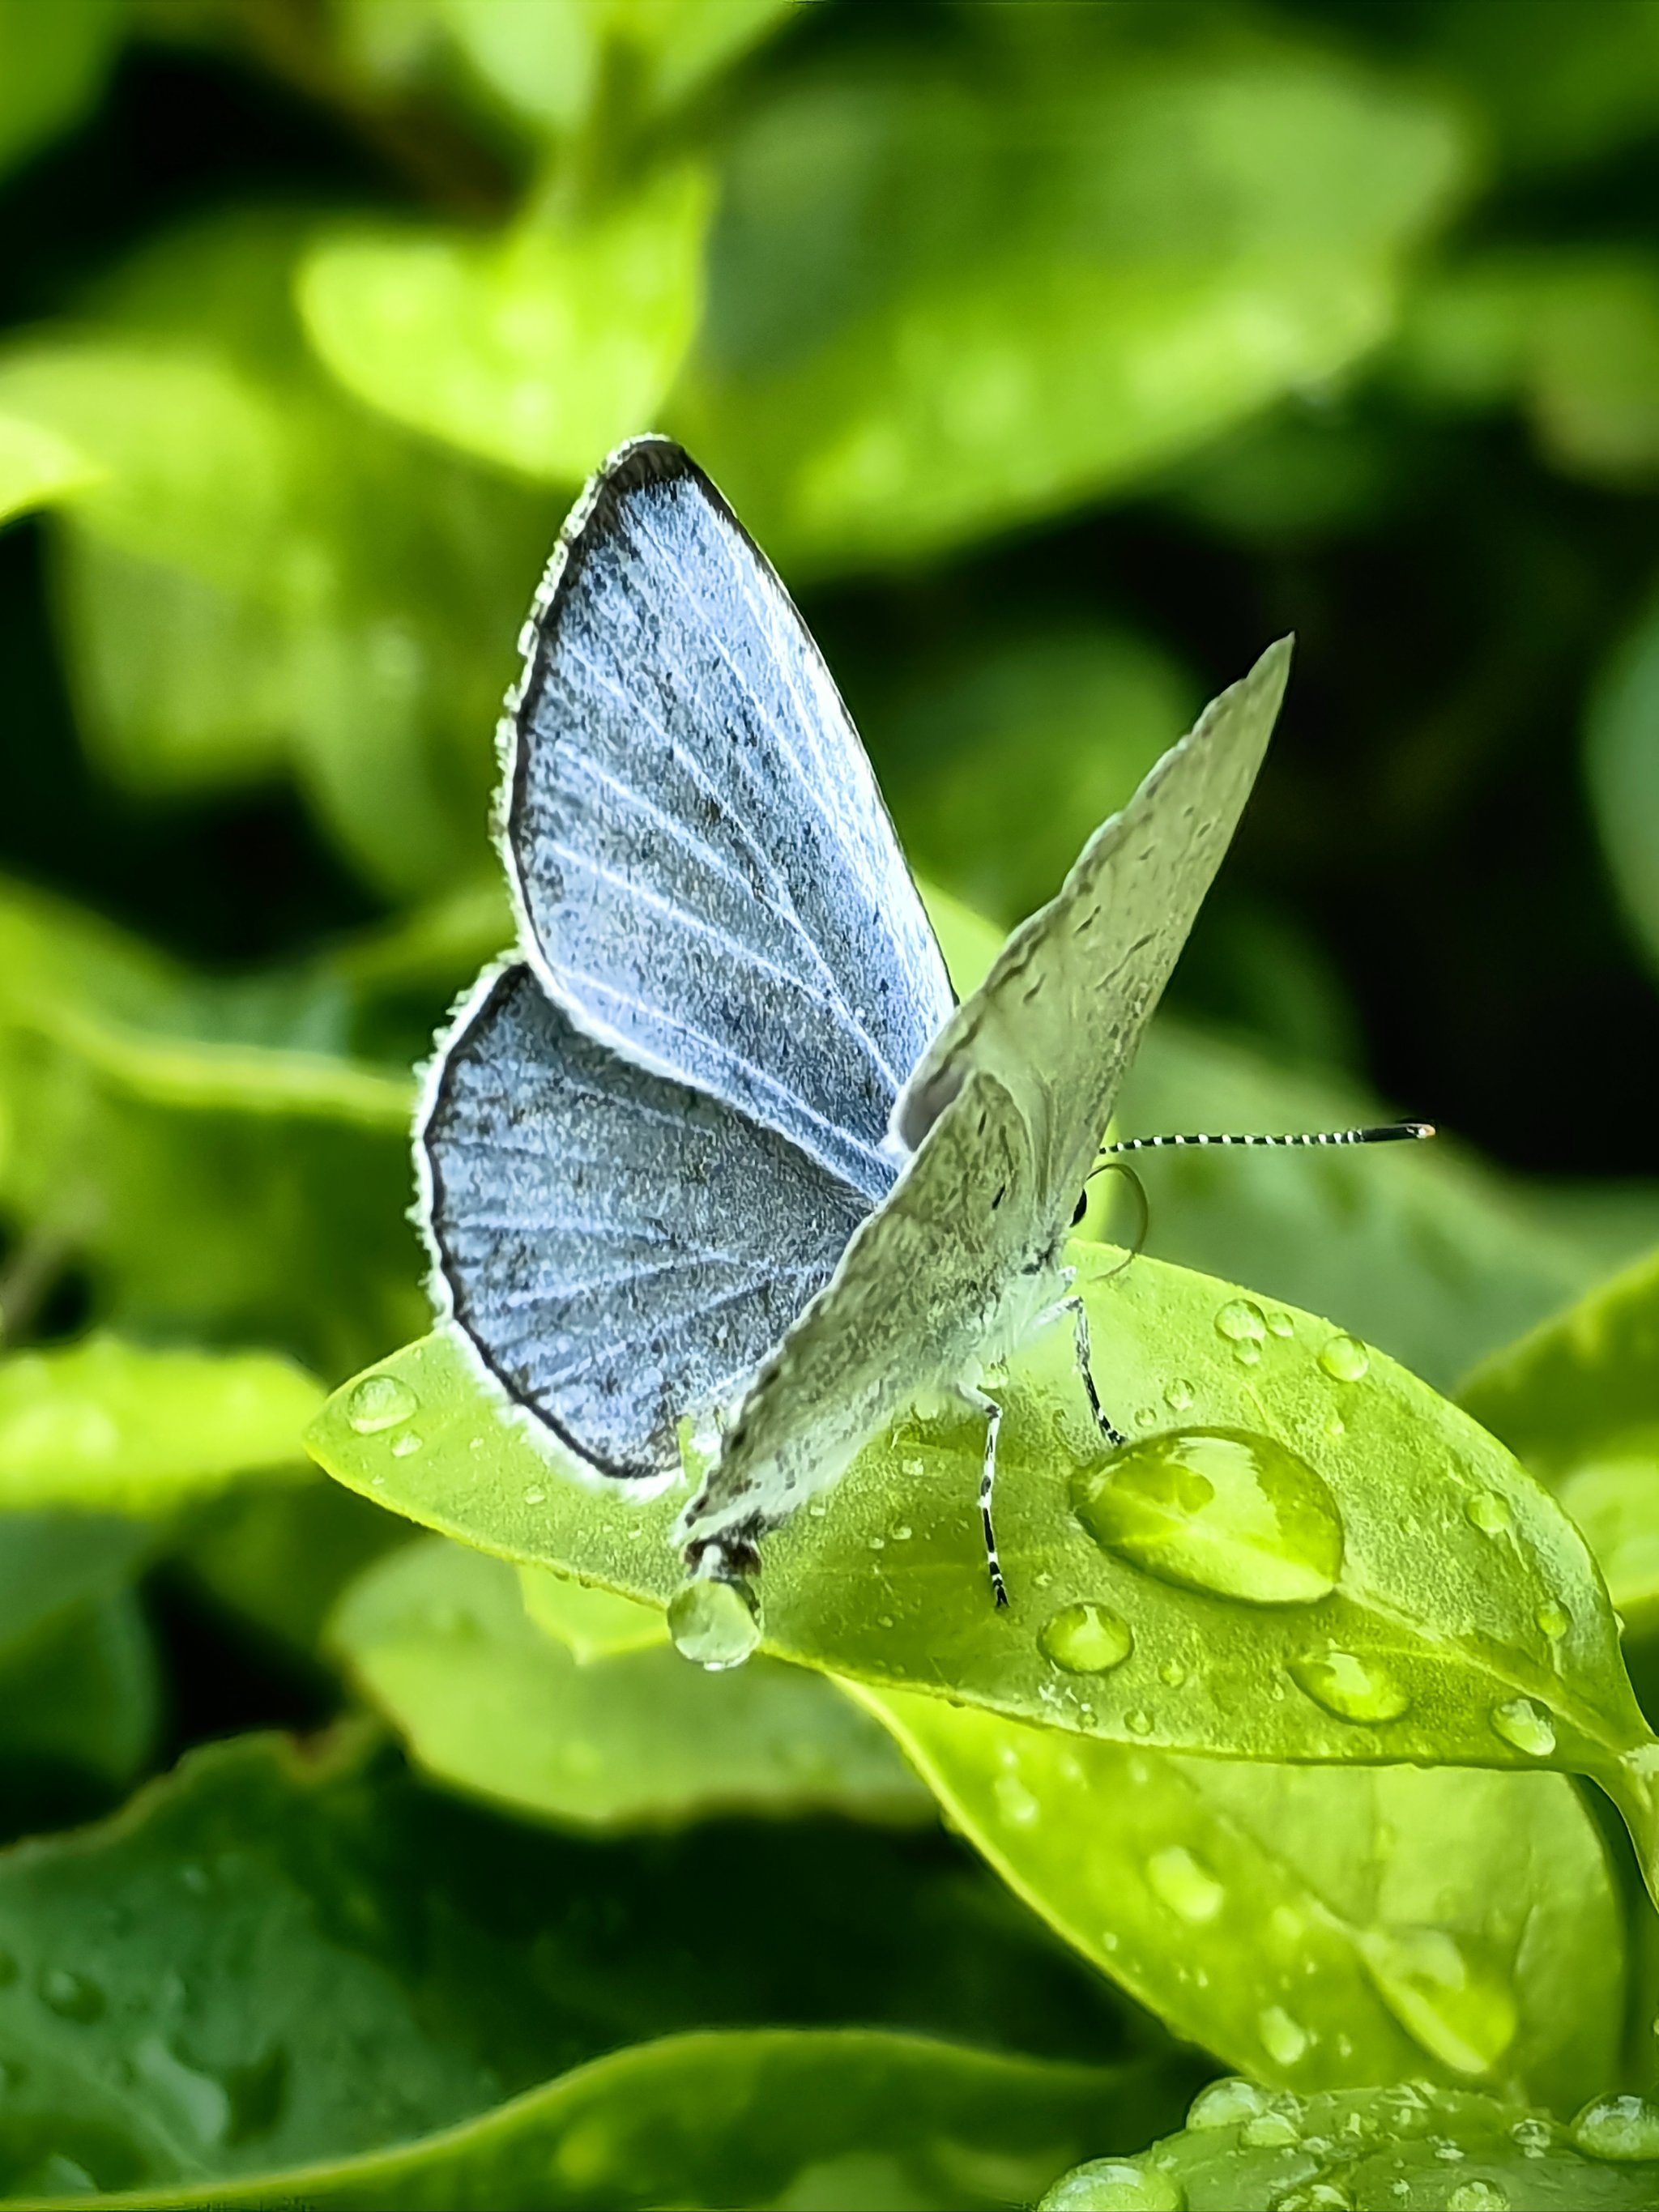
[500,436,953,1207]
[416,964,871,1481]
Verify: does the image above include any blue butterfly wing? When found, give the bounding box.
[420,965,870,1478]
[504,438,953,1206]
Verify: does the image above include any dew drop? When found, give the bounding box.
[868,1534,885,1551]
[1491,1697,1555,1758]
[1536,1598,1569,1639]
[1256,2005,1310,2067]
[1134,1405,1158,1430]
[346,1373,417,1434]
[1072,1430,1343,1606]
[1165,1379,1195,1413]
[1187,2078,1275,2131]
[1146,1845,1226,1924]
[1465,1491,1512,1536]
[1215,1298,1266,1345]
[1571,2092,1659,2161]
[667,1577,760,1671]
[1508,2117,1552,2157]
[1446,2184,1510,2210]
[1317,1334,1370,1383]
[994,1771,1042,1828]
[893,1524,913,1541]
[1037,2158,1186,2211]
[39,1968,104,2024]
[1038,1601,1133,1674]
[389,1430,424,1459]
[1267,1308,1296,1339]
[1268,2184,1351,2211]
[1241,2108,1302,2149]
[1358,1926,1518,2073]
[1290,1649,1411,1724]
[1158,1657,1188,1687]
[522,1484,546,1506]
[1126,1707,1154,1736]
[1235,1340,1261,1368]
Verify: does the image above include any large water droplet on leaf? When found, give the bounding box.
[1317,1334,1370,1383]
[667,1577,760,1671]
[1073,1430,1343,1606]
[1187,2078,1277,2131]
[1490,1698,1555,1758]
[346,1373,416,1434]
[1038,2158,1186,2211]
[1572,2093,1659,2161]
[1358,1926,1518,2074]
[1290,1649,1410,1724]
[1214,1298,1266,1345]
[1038,1601,1132,1674]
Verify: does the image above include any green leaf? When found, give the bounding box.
[1039,2078,1659,2211]
[678,39,1470,571]
[0,1511,151,1669]
[1588,582,1659,980]
[20,2029,1150,2212]
[518,1559,670,1660]
[0,0,122,181]
[0,410,100,526]
[1461,1246,1659,1639]
[0,1587,159,1792]
[0,1336,323,1513]
[0,877,424,1375]
[330,1536,929,1828]
[181,1477,415,1656]
[0,1728,1162,2198]
[306,1240,1659,1902]
[298,167,714,484]
[857,1684,1621,2114]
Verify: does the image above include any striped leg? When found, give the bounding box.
[1062,1294,1125,1448]
[959,1383,1008,1609]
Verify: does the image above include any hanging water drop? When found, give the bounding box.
[1073,1430,1343,1606]
[667,1576,760,1670]
[1317,1334,1370,1383]
[1491,1697,1555,1758]
[1290,1650,1411,1724]
[1038,1601,1133,1674]
[346,1373,417,1434]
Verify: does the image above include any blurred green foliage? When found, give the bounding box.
[6,2,1659,2205]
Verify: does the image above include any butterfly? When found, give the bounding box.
[416,437,1422,1613]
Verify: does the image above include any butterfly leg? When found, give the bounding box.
[1060,1294,1126,1448]
[958,1383,1009,1609]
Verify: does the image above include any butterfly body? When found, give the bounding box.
[417,434,1292,1601]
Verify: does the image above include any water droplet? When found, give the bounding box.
[1073,1430,1343,1606]
[1267,1308,1295,1339]
[1158,1658,1188,1687]
[1491,1697,1555,1758]
[1187,2078,1276,2131]
[1134,1404,1158,1430]
[346,1373,416,1434]
[1235,1340,1261,1367]
[1358,1926,1518,2073]
[1317,1334,1369,1383]
[667,1577,760,1671]
[1269,2185,1351,2211]
[1447,2184,1510,2211]
[994,1771,1041,1827]
[1146,1845,1226,1924]
[1257,2005,1309,2067]
[39,1968,104,2023]
[1126,1707,1154,1735]
[868,1534,885,1550]
[1215,1298,1266,1345]
[1572,2092,1659,2161]
[893,1524,912,1541]
[1241,2108,1302,2149]
[1509,2117,1552,2157]
[1038,1601,1133,1674]
[522,1484,545,1506]
[389,1430,423,1459]
[1465,1491,1512,1536]
[1037,2158,1186,2211]
[1536,1598,1569,1639]
[1165,1379,1194,1413]
[1290,1650,1411,1724]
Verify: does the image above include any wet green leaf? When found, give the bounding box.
[680,40,1469,571]
[0,411,100,526]
[0,877,423,1375]
[0,1336,322,1513]
[0,1728,1159,2199]
[0,0,122,181]
[298,167,714,484]
[857,1685,1621,2114]
[1461,1246,1659,1639]
[22,2029,1148,2212]
[1040,2078,1659,2211]
[330,1536,928,1828]
[306,1235,1659,1905]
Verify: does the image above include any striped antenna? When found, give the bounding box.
[1102,1120,1434,1157]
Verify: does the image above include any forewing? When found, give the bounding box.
[505,437,953,1205]
[420,965,870,1481]
[679,1070,1036,1549]
[893,638,1292,1216]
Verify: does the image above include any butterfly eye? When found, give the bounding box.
[1071,1190,1089,1227]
